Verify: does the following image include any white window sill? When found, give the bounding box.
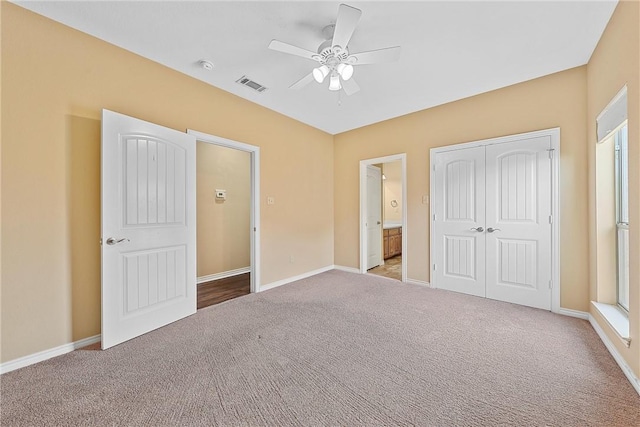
[592,302,631,348]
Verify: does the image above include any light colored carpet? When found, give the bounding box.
[1,270,639,426]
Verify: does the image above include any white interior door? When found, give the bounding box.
[101,109,196,349]
[366,165,382,269]
[433,146,486,297]
[485,137,552,310]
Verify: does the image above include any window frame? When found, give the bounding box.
[614,122,629,312]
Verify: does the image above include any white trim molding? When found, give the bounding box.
[591,302,631,347]
[197,267,251,284]
[187,129,261,293]
[589,314,640,396]
[0,334,101,375]
[405,278,431,288]
[333,265,360,274]
[259,266,334,292]
[558,308,589,320]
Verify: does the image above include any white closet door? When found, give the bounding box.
[433,146,486,297]
[485,137,552,310]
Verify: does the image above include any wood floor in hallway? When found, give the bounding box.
[198,273,251,309]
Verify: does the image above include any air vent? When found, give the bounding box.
[236,76,268,93]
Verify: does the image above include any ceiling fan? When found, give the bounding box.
[268,3,401,96]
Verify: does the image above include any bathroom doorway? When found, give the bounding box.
[359,154,407,282]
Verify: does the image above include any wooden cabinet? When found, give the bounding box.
[383,227,402,259]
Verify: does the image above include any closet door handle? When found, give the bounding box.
[487,228,501,233]
[470,227,484,232]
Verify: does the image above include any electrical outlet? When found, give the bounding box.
[267,196,275,205]
[215,189,226,200]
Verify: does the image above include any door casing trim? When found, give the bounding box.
[187,129,261,293]
[429,128,561,313]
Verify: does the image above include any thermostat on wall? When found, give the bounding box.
[215,189,226,200]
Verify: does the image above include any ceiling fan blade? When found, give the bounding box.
[289,72,315,90]
[332,4,362,51]
[349,46,401,65]
[341,77,360,96]
[269,40,319,62]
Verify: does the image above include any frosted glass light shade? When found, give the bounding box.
[313,65,330,83]
[336,63,354,80]
[329,74,342,91]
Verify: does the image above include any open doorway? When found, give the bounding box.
[188,130,261,309]
[360,154,407,282]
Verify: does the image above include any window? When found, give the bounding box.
[614,123,629,311]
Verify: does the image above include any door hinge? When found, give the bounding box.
[549,215,553,224]
[433,164,436,171]
[254,227,257,232]
[433,264,437,271]
[99,238,103,245]
[548,280,553,289]
[433,213,437,221]
[547,148,555,159]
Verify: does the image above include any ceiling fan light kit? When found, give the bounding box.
[268,3,401,96]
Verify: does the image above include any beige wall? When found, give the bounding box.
[197,143,251,277]
[0,3,334,363]
[335,66,589,312]
[382,161,402,222]
[587,0,640,378]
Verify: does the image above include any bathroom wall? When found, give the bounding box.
[382,161,402,223]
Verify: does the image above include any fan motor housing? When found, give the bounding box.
[316,39,349,65]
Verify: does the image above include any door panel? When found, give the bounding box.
[366,165,383,269]
[485,137,552,309]
[433,146,486,297]
[102,109,196,349]
[124,137,186,226]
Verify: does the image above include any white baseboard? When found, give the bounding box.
[259,265,334,292]
[0,334,101,375]
[558,308,589,320]
[589,314,640,396]
[333,265,360,274]
[197,267,251,284]
[405,278,431,288]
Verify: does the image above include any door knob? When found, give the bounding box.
[470,227,484,232]
[487,227,501,233]
[105,237,130,245]
[377,221,381,225]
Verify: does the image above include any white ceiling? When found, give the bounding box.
[14,1,617,135]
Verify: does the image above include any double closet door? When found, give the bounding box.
[432,136,552,310]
